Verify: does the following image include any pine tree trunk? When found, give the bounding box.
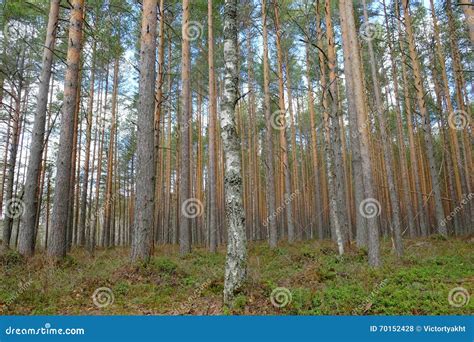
[339,0,381,266]
[272,0,295,243]
[208,0,218,252]
[153,0,165,245]
[18,0,60,256]
[304,35,324,241]
[394,0,427,237]
[446,0,474,232]
[285,53,300,237]
[430,0,466,235]
[362,0,403,256]
[163,33,172,244]
[382,0,415,238]
[47,0,84,258]
[402,0,446,236]
[459,0,474,44]
[337,4,367,248]
[103,57,119,248]
[78,39,96,246]
[131,0,157,261]
[66,60,83,251]
[323,0,346,255]
[261,0,278,248]
[178,0,192,255]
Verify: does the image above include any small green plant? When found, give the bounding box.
[152,257,178,275]
[233,294,247,310]
[0,250,23,267]
[114,281,130,296]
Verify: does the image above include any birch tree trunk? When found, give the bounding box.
[18,0,60,256]
[131,0,157,261]
[222,0,247,305]
[1,62,23,252]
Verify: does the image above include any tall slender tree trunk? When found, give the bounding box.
[430,0,466,235]
[208,0,218,253]
[178,0,192,255]
[18,0,60,256]
[163,32,172,245]
[446,0,473,231]
[261,0,278,248]
[459,0,474,44]
[66,58,83,251]
[362,0,403,256]
[131,0,157,261]
[285,53,299,237]
[323,0,345,255]
[153,0,166,245]
[394,0,426,237]
[90,73,107,253]
[103,57,119,248]
[272,0,295,243]
[304,35,323,241]
[382,0,415,238]
[222,0,247,305]
[339,0,380,266]
[1,56,23,252]
[0,107,11,219]
[337,5,367,248]
[78,39,96,246]
[47,0,84,258]
[402,0,446,236]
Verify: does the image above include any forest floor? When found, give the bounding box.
[0,236,472,315]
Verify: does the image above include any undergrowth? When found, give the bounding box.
[0,237,472,315]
